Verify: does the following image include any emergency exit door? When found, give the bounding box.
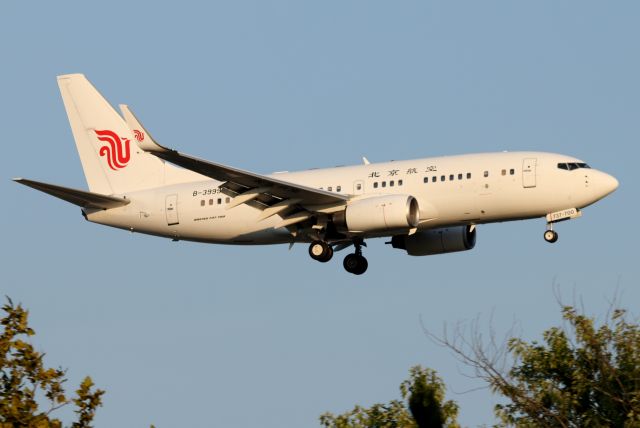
[166,194,179,225]
[522,158,537,188]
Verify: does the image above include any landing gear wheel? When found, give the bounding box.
[309,240,333,262]
[544,230,558,243]
[343,254,368,275]
[354,256,368,275]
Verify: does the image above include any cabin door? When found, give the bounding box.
[166,194,179,225]
[522,158,537,188]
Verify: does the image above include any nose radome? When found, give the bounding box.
[603,173,619,194]
[595,171,619,198]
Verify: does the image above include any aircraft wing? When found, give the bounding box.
[140,149,347,206]
[120,105,349,225]
[14,178,130,210]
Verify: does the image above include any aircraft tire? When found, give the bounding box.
[544,230,558,243]
[309,240,333,262]
[344,254,368,275]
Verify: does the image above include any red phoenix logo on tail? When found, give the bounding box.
[95,130,131,170]
[133,129,145,142]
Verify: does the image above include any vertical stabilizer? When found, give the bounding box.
[57,74,165,194]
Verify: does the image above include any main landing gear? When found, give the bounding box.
[343,240,368,275]
[309,240,333,262]
[308,239,369,275]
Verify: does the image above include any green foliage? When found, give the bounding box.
[0,297,104,427]
[319,366,459,428]
[492,306,640,427]
[322,301,640,428]
[401,367,459,428]
[319,400,415,428]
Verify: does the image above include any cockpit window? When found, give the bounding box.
[558,162,591,171]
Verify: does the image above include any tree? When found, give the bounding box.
[0,297,104,427]
[430,304,640,427]
[402,367,459,428]
[319,366,459,428]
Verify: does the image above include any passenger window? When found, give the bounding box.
[382,181,387,188]
[501,169,506,176]
[449,174,454,181]
[423,177,428,183]
[510,169,515,175]
[458,173,463,180]
[398,179,403,186]
[373,182,378,189]
[467,173,471,179]
[200,200,205,207]
[484,171,489,177]
[217,198,222,204]
[328,186,332,191]
[441,175,445,182]
[390,180,395,187]
[357,183,362,190]
[209,199,213,205]
[337,185,342,192]
[226,197,230,203]
[432,176,437,182]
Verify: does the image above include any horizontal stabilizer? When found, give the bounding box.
[14,178,130,210]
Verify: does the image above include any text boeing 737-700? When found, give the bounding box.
[15,74,619,274]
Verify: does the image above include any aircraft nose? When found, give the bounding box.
[601,172,619,194]
[593,171,619,199]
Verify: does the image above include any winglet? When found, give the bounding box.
[362,157,370,165]
[119,104,170,153]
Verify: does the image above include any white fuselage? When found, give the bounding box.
[85,151,617,244]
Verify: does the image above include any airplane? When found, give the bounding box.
[15,74,619,275]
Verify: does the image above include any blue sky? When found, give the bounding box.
[1,1,638,426]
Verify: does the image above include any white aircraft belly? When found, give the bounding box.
[85,188,293,244]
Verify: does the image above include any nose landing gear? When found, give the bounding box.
[544,229,558,243]
[544,223,559,243]
[543,208,582,244]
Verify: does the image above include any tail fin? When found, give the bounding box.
[57,74,165,194]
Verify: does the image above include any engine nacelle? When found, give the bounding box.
[391,225,476,256]
[333,195,419,233]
